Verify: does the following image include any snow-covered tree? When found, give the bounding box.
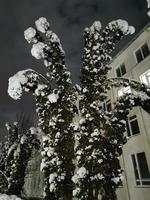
[8,17,150,200]
[72,20,150,200]
[0,122,40,196]
[8,17,76,200]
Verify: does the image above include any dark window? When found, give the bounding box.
[120,63,126,75]
[116,63,126,77]
[126,119,131,137]
[116,68,121,77]
[142,43,150,58]
[135,43,150,63]
[135,49,143,63]
[137,152,150,179]
[127,115,140,137]
[130,120,140,135]
[131,152,150,185]
[131,154,140,180]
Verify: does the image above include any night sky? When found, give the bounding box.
[0,0,149,139]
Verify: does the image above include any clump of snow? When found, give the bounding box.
[111,174,124,184]
[5,122,11,131]
[147,0,150,8]
[109,19,135,35]
[35,17,50,33]
[73,188,80,196]
[35,84,47,96]
[77,167,87,178]
[31,42,49,59]
[51,32,60,43]
[8,69,30,100]
[72,167,87,186]
[0,194,22,200]
[48,92,59,103]
[29,127,38,135]
[128,26,135,34]
[90,21,102,32]
[24,27,37,43]
[49,172,57,184]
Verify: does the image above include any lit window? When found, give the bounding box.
[126,115,140,137]
[140,69,150,86]
[131,152,150,185]
[118,86,131,97]
[116,63,126,77]
[135,43,150,63]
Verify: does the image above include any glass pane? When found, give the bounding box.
[131,154,140,180]
[116,67,121,77]
[142,43,150,58]
[126,120,131,137]
[135,49,143,63]
[136,181,141,185]
[137,152,150,179]
[130,119,140,135]
[129,115,136,121]
[142,181,150,185]
[121,63,126,76]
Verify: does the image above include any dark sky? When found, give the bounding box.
[0,0,149,139]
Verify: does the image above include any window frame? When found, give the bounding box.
[115,63,126,77]
[131,152,150,186]
[127,115,140,137]
[134,43,150,64]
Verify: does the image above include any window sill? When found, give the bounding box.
[134,185,150,188]
[127,133,140,138]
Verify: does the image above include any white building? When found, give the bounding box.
[108,23,150,200]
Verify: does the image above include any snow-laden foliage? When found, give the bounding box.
[8,17,150,200]
[0,194,22,200]
[8,17,76,200]
[72,19,150,200]
[8,69,39,100]
[147,0,150,16]
[0,121,40,196]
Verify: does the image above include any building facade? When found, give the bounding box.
[108,23,150,200]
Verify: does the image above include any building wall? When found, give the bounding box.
[108,24,150,200]
[23,149,44,199]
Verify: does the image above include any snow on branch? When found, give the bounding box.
[108,19,135,35]
[107,77,150,96]
[146,0,150,17]
[35,17,50,33]
[8,69,41,100]
[24,17,72,88]
[0,194,22,200]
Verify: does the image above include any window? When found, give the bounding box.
[116,63,126,77]
[103,99,112,112]
[126,115,140,137]
[118,86,131,97]
[135,43,150,63]
[131,152,150,185]
[140,69,150,86]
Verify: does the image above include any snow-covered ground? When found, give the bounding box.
[0,194,22,200]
